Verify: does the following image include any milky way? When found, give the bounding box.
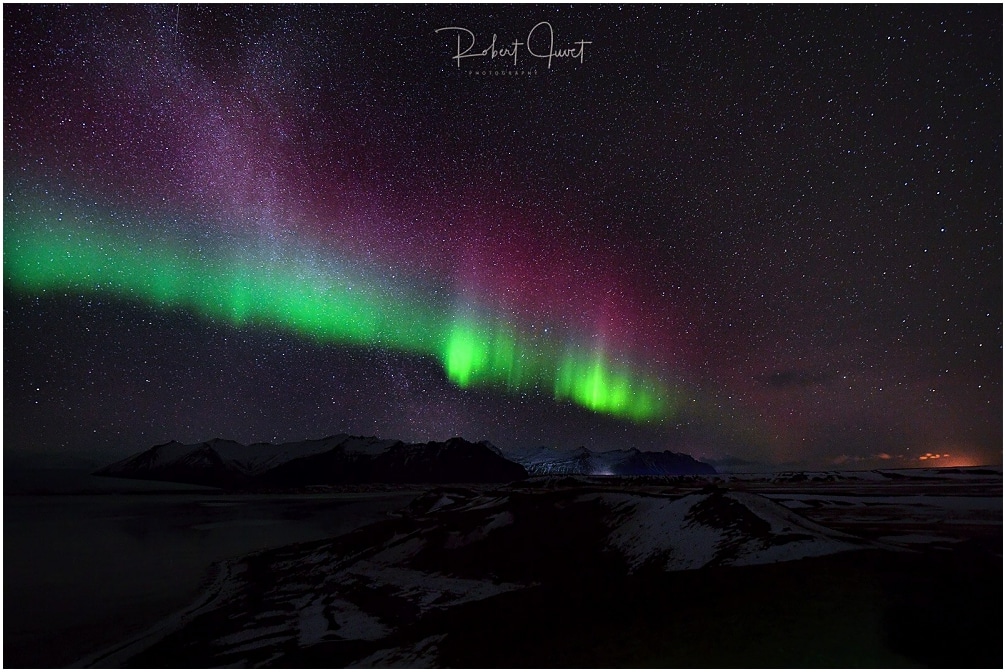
[4,188,673,422]
[4,5,1001,469]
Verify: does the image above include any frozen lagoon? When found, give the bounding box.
[3,474,415,668]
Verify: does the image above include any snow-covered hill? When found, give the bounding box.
[92,484,874,667]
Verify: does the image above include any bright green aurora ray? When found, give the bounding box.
[4,197,677,422]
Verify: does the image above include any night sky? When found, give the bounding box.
[4,4,1001,471]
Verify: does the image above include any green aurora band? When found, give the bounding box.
[4,196,678,422]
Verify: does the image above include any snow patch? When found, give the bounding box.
[368,534,426,565]
[444,511,514,549]
[346,561,522,613]
[348,634,446,668]
[428,495,456,512]
[327,598,390,641]
[599,492,723,571]
[297,597,329,646]
[598,490,867,572]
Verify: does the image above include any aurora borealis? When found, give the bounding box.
[4,5,1001,470]
[4,191,671,421]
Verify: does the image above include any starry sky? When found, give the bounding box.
[4,4,1001,471]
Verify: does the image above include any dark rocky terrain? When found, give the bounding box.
[79,468,1002,668]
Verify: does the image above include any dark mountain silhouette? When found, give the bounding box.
[95,435,527,488]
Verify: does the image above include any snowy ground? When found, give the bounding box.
[80,468,1000,667]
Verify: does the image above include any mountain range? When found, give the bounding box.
[95,435,527,487]
[95,435,716,488]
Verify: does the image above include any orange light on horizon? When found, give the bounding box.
[914,448,990,468]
